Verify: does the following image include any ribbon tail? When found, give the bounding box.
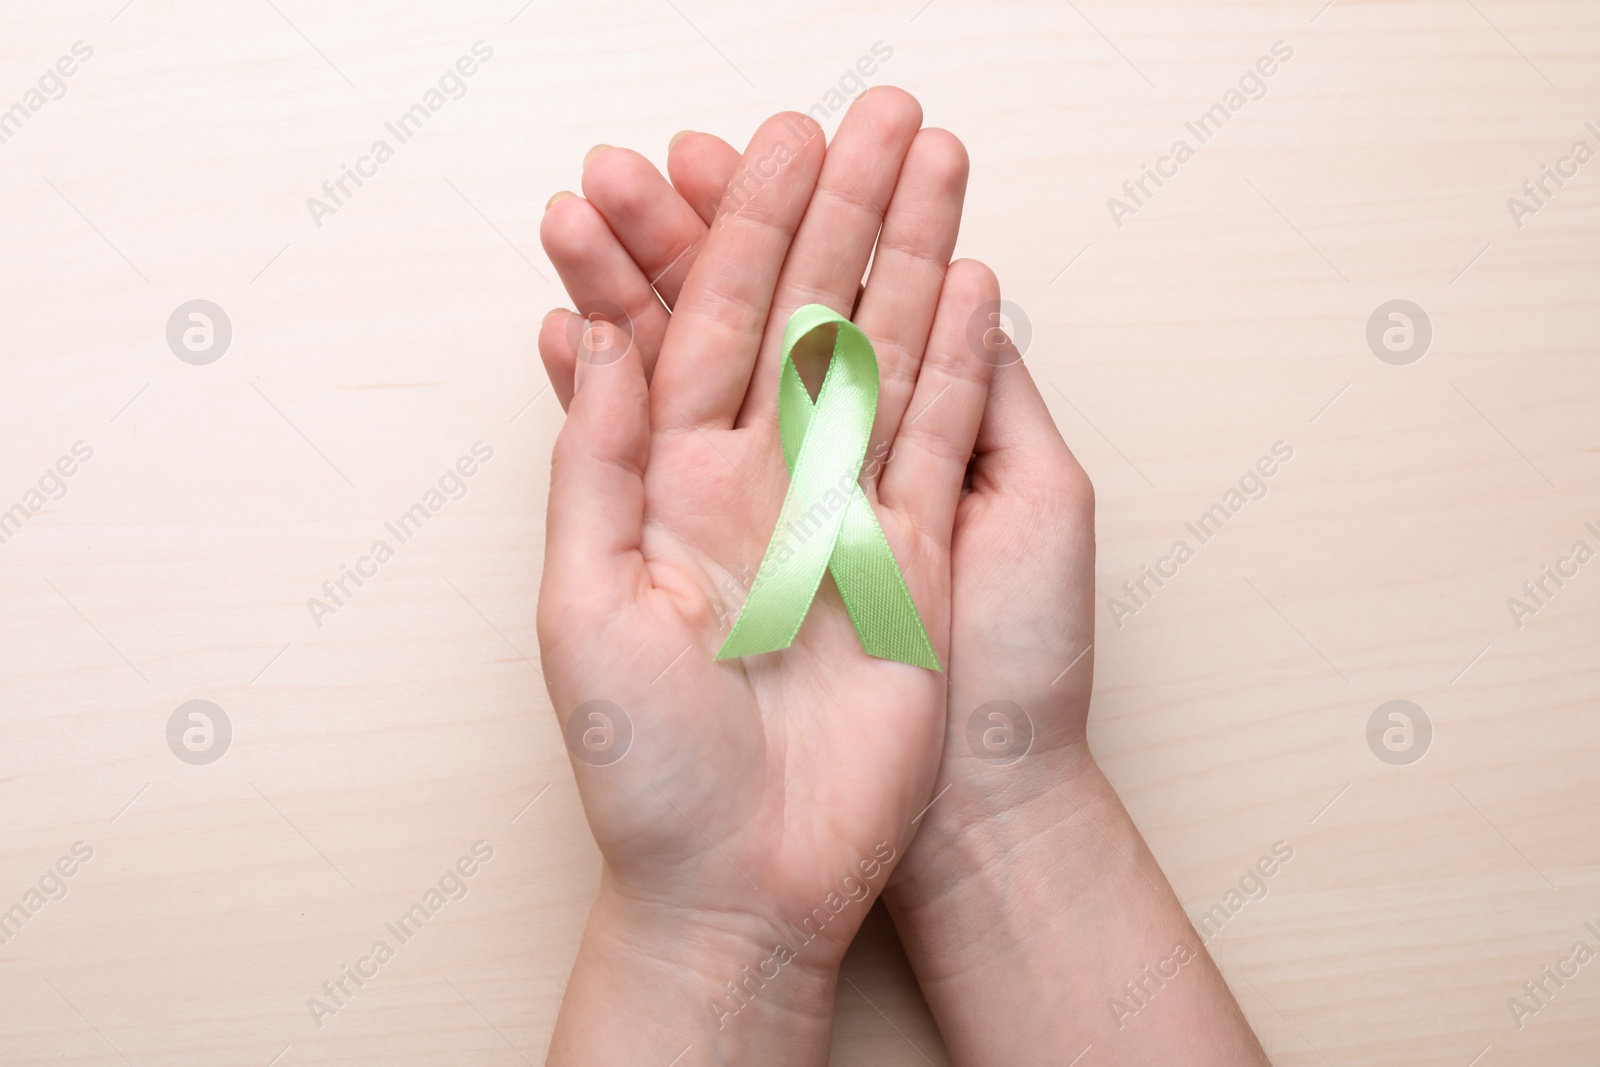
[716,539,833,659]
[830,486,940,670]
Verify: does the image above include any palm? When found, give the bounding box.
[544,371,947,935]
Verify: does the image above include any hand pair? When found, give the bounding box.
[536,88,1267,1066]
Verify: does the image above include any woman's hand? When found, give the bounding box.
[538,91,997,1066]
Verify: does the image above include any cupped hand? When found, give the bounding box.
[537,89,998,1062]
[539,92,1097,891]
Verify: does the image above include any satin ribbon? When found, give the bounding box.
[717,304,939,670]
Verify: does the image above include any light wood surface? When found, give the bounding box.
[2,1,1597,1064]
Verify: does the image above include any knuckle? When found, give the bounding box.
[1048,452,1096,516]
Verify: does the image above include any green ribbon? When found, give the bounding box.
[717,304,939,670]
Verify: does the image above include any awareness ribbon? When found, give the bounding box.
[716,304,939,670]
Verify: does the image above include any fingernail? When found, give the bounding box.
[543,307,567,322]
[583,143,610,165]
[573,355,590,396]
[545,190,574,211]
[669,130,693,148]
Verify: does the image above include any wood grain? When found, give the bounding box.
[0,1,1595,1063]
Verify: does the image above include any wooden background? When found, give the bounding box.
[1,1,1596,1063]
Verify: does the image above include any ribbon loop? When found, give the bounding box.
[717,305,939,670]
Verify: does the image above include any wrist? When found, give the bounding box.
[884,741,1148,976]
[889,737,1103,891]
[604,874,843,1027]
[883,748,1269,1066]
[549,870,841,1066]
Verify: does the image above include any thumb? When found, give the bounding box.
[971,356,1090,509]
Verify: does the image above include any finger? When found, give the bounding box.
[582,147,709,309]
[667,131,743,226]
[537,311,656,417]
[541,141,741,411]
[879,259,999,543]
[854,127,969,475]
[965,337,1097,652]
[735,86,924,431]
[970,343,1093,509]
[675,132,851,349]
[540,193,669,381]
[650,111,826,431]
[538,308,583,410]
[540,327,651,623]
